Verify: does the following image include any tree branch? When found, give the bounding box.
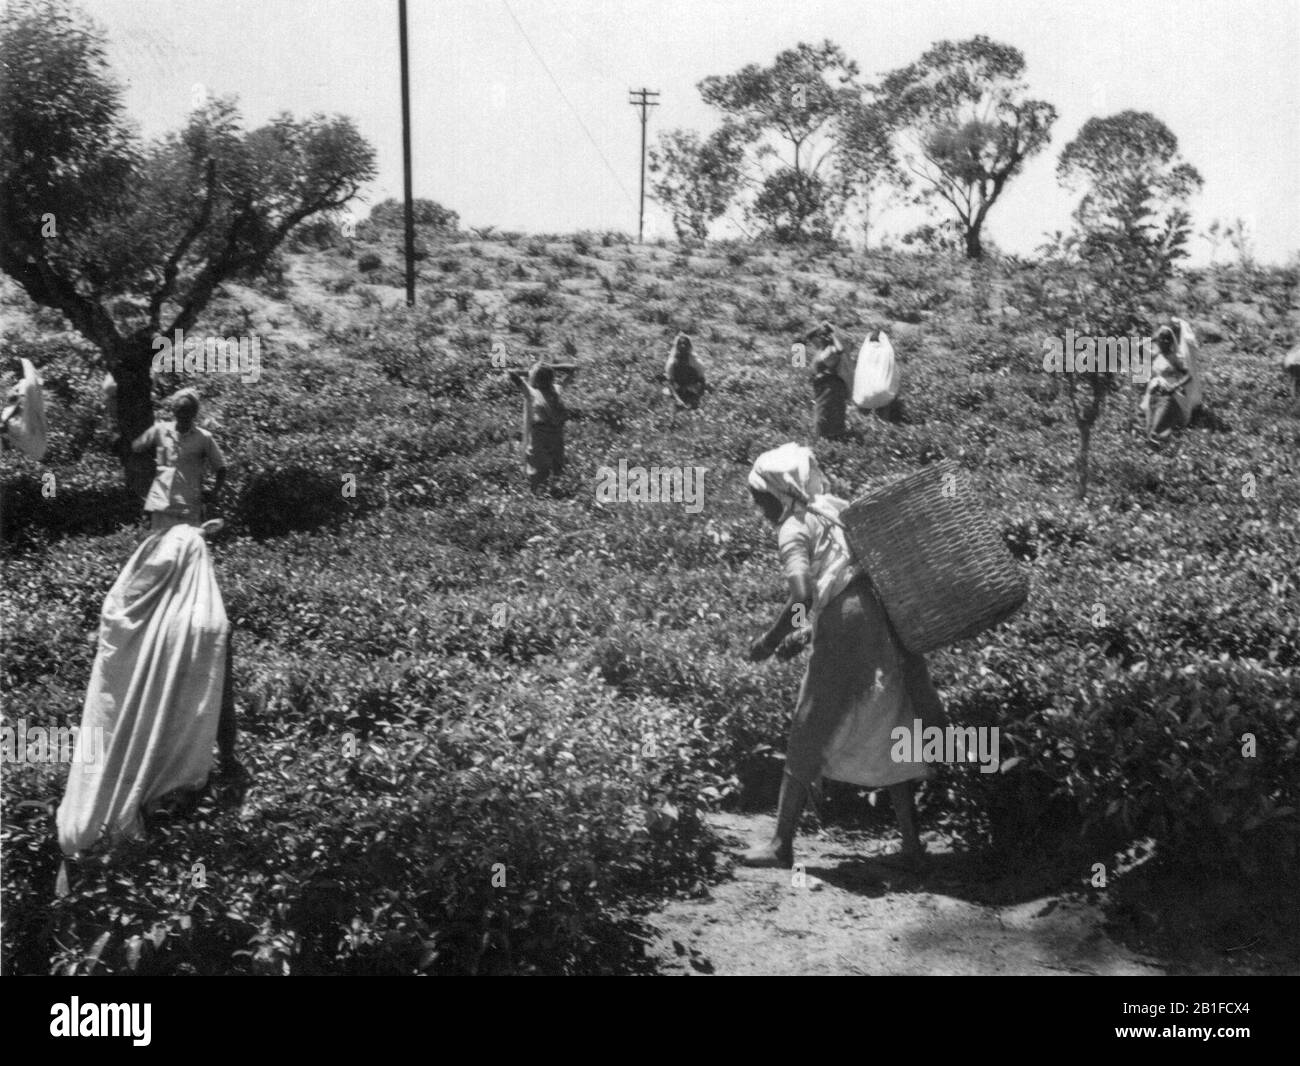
[0,246,124,361]
[147,158,218,333]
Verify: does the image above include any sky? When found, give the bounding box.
[78,0,1300,263]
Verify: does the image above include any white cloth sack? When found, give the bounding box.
[58,525,228,856]
[1283,345,1300,370]
[852,332,900,410]
[1141,317,1203,422]
[101,373,118,424]
[2,358,48,460]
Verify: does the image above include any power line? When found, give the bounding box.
[501,0,637,209]
[539,0,621,82]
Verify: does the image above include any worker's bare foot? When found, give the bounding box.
[215,755,246,777]
[737,842,794,869]
[875,845,927,874]
[212,758,250,804]
[146,788,200,825]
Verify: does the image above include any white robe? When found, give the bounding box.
[2,358,48,460]
[58,525,228,856]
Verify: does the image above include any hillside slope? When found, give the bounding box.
[2,226,1297,975]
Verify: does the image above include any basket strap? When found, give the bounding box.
[798,491,846,530]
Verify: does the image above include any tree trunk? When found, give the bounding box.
[964,223,984,260]
[109,342,158,502]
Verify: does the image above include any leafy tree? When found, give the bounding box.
[832,101,898,246]
[1057,112,1201,250]
[750,167,834,243]
[647,126,745,241]
[1058,111,1202,301]
[1025,249,1117,500]
[877,36,1056,259]
[1224,218,1255,269]
[0,0,376,496]
[1033,116,1200,499]
[1201,218,1226,264]
[1198,217,1254,268]
[900,220,962,255]
[1057,111,1202,332]
[698,40,862,241]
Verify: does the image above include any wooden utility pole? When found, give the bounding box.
[628,88,659,243]
[398,0,416,306]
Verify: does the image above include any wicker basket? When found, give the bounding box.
[840,461,1028,654]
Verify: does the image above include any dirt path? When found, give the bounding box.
[646,813,1164,976]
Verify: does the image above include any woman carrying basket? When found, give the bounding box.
[742,443,944,870]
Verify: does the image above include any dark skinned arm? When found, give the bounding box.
[208,467,227,514]
[129,424,157,454]
[748,572,813,661]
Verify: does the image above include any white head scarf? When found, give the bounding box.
[747,443,844,527]
[1144,317,1204,414]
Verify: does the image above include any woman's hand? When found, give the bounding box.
[774,628,811,661]
[747,634,775,662]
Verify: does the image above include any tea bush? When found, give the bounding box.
[3,233,1297,975]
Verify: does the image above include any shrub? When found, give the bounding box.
[4,241,1296,978]
[368,198,460,233]
[288,216,345,251]
[508,285,553,309]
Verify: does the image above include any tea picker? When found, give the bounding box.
[503,360,578,491]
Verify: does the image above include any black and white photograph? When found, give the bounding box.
[1,0,1297,1010]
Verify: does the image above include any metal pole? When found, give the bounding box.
[637,106,647,243]
[628,89,658,243]
[399,0,415,306]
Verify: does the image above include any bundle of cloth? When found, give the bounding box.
[101,373,118,426]
[58,524,229,857]
[852,331,900,411]
[1,357,48,461]
[1140,317,1204,444]
[665,332,706,409]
